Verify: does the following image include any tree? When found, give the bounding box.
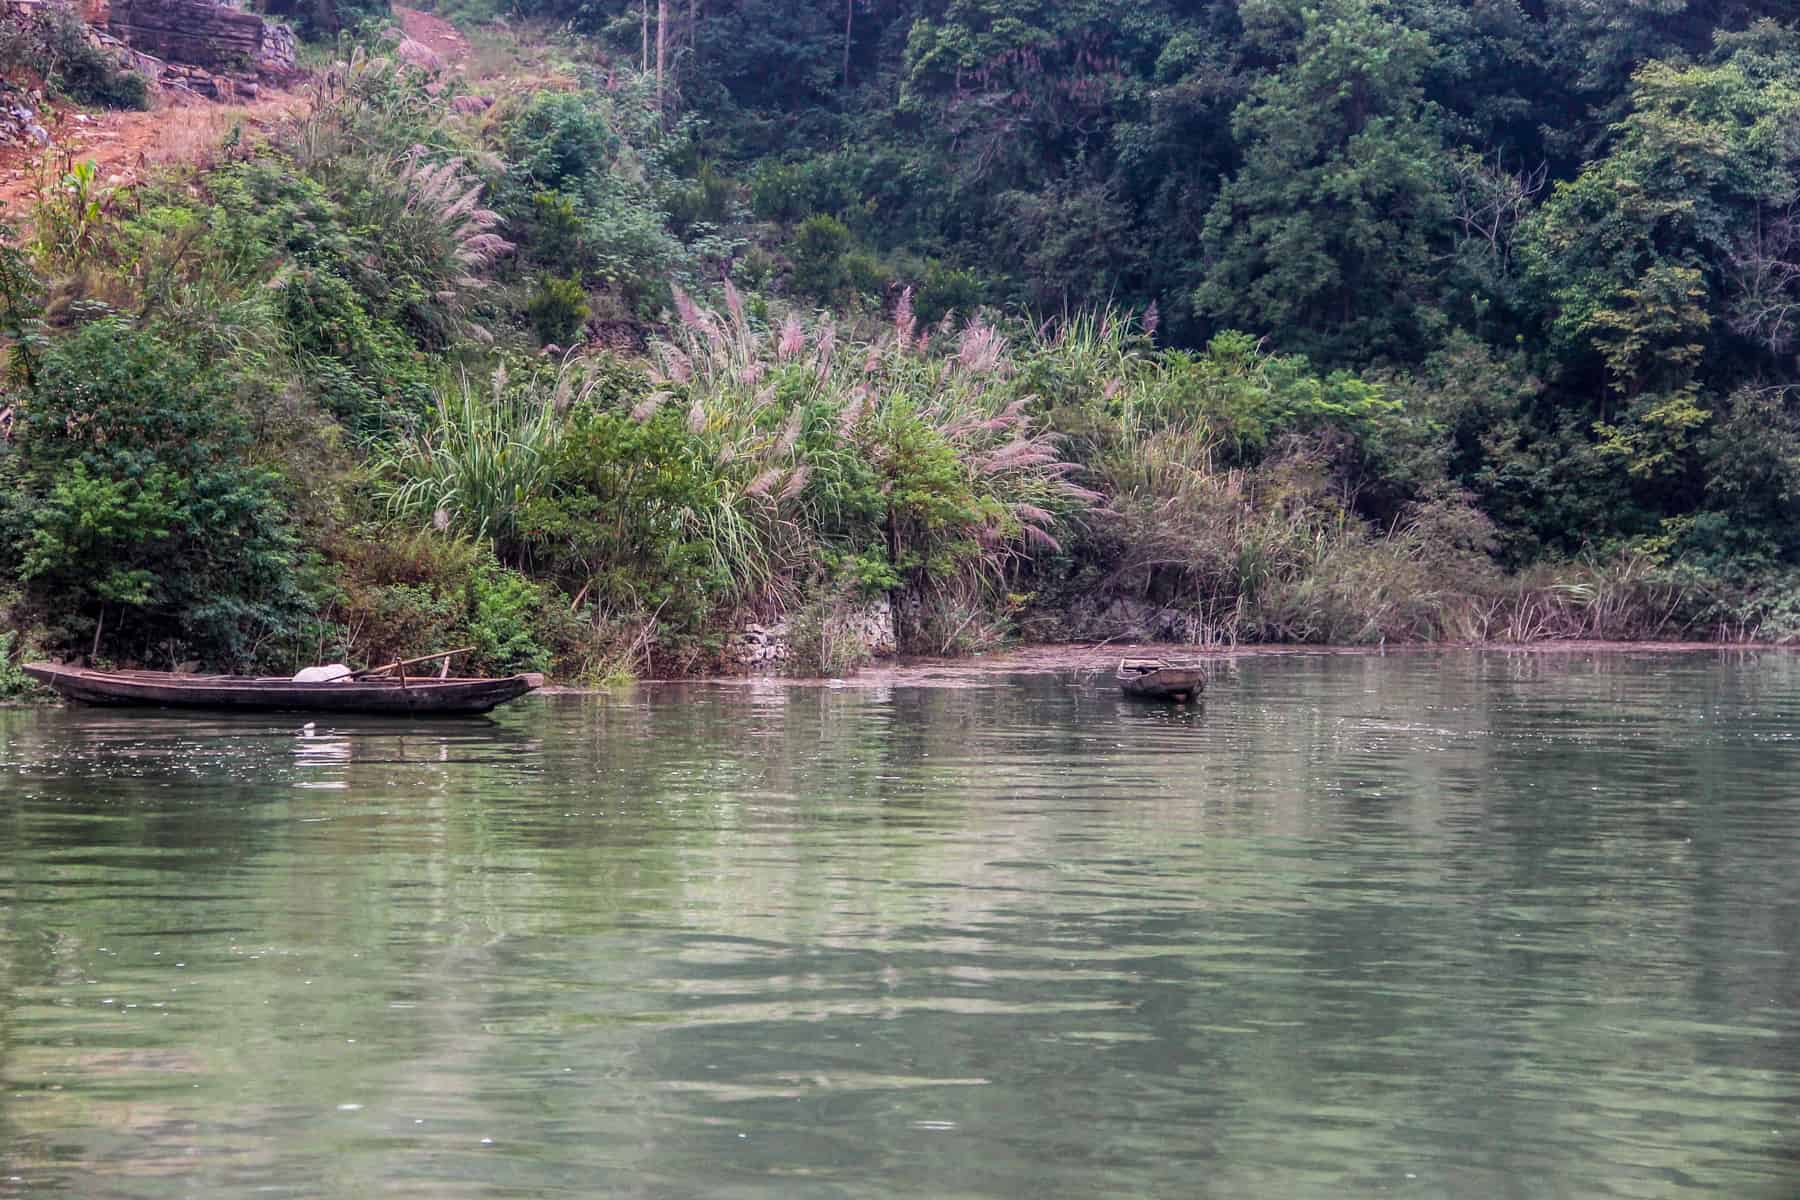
[3,321,312,666]
[1195,0,1455,365]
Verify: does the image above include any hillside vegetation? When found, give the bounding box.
[3,0,1800,684]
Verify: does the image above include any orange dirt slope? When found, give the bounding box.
[0,6,469,217]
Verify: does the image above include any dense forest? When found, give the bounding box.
[3,0,1800,685]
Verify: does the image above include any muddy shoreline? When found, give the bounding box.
[541,638,1795,692]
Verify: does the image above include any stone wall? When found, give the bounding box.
[1052,595,1209,644]
[728,598,897,674]
[108,0,286,74]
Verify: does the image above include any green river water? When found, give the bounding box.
[0,651,1796,1198]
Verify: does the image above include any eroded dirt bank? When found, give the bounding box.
[540,640,1794,691]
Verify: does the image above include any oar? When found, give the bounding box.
[350,647,475,684]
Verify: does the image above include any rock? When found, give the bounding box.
[110,0,290,78]
[394,35,444,73]
[725,598,897,673]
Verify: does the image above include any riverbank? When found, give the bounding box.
[4,9,1800,685]
[546,638,1798,691]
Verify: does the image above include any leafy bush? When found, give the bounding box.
[0,3,148,110]
[327,531,574,673]
[2,320,312,667]
[500,87,697,308]
[912,259,985,326]
[0,630,33,699]
[526,273,591,346]
[789,214,852,300]
[523,403,750,661]
[263,0,390,42]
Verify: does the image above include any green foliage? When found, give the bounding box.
[0,630,36,699]
[465,560,562,673]
[788,214,853,301]
[911,259,985,326]
[1,321,311,667]
[0,2,148,110]
[499,86,733,309]
[526,274,591,346]
[1196,0,1452,363]
[267,0,390,43]
[12,3,1800,676]
[376,361,580,556]
[328,532,573,674]
[525,404,749,656]
[31,160,109,270]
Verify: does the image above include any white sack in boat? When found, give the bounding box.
[292,664,354,683]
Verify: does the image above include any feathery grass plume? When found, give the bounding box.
[779,466,810,501]
[300,137,516,346]
[957,320,1007,375]
[745,468,782,498]
[671,283,705,332]
[893,285,917,350]
[778,314,805,360]
[1142,300,1160,338]
[687,395,707,434]
[979,397,1029,433]
[637,284,1098,648]
[631,391,668,422]
[837,387,868,436]
[723,279,748,331]
[776,409,803,456]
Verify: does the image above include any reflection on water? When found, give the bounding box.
[1,651,1797,1198]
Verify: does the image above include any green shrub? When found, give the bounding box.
[3,320,311,667]
[0,630,33,699]
[0,3,148,110]
[263,0,389,42]
[500,88,697,308]
[526,273,591,346]
[749,161,812,222]
[465,561,566,673]
[913,259,986,325]
[523,404,746,654]
[789,214,852,300]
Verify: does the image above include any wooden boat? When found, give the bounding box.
[1116,657,1205,703]
[22,658,545,716]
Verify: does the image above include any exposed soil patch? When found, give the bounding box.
[0,91,305,214]
[395,6,470,65]
[0,7,470,216]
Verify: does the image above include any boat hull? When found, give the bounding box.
[1117,666,1205,703]
[22,665,544,716]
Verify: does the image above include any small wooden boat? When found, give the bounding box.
[1117,657,1205,703]
[23,654,544,716]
